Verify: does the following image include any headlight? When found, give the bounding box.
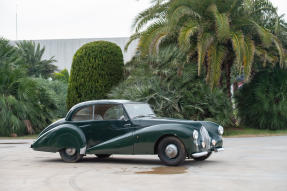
[218,125,224,135]
[193,130,199,140]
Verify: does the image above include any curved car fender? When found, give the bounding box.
[133,123,197,155]
[31,124,86,153]
[200,121,223,148]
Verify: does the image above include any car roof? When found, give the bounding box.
[70,99,145,110]
[65,99,146,120]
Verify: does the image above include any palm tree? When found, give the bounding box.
[16,40,58,79]
[126,0,285,95]
[0,38,57,136]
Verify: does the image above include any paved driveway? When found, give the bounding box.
[0,136,286,191]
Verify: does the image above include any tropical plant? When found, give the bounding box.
[66,41,124,109]
[126,0,286,95]
[16,40,58,79]
[36,78,68,118]
[0,38,57,136]
[235,67,287,130]
[110,45,234,127]
[52,69,69,83]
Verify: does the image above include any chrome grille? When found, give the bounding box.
[200,126,211,149]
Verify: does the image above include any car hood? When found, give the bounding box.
[131,117,203,129]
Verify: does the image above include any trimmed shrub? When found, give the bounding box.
[235,68,287,130]
[66,41,124,109]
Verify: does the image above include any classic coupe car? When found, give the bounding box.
[31,100,224,166]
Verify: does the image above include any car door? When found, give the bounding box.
[79,104,133,153]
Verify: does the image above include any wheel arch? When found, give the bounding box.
[32,124,87,153]
[154,134,187,154]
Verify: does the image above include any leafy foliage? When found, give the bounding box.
[67,41,124,109]
[16,40,58,79]
[127,0,286,91]
[0,38,58,136]
[52,69,69,83]
[235,67,287,130]
[35,78,68,118]
[110,45,234,127]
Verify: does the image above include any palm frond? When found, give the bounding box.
[178,20,200,51]
[138,20,168,56]
[197,32,214,76]
[242,37,255,80]
[272,36,285,68]
[207,44,227,88]
[132,2,169,33]
[231,31,245,72]
[209,4,230,42]
[251,21,273,47]
[168,4,201,30]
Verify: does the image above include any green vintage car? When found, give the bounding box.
[31,100,224,166]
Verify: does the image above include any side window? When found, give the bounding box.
[72,106,93,121]
[103,105,127,120]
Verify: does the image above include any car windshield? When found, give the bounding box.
[124,103,156,119]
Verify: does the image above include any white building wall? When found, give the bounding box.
[16,37,138,71]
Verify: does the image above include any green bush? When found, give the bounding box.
[35,78,68,118]
[66,41,124,109]
[52,69,69,83]
[235,67,287,130]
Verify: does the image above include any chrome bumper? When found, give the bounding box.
[191,147,224,158]
[214,147,224,152]
[192,151,208,158]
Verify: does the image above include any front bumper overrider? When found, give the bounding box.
[191,147,224,158]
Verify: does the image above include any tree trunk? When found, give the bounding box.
[24,120,34,134]
[226,62,231,98]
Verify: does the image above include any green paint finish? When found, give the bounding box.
[31,100,224,158]
[31,124,86,152]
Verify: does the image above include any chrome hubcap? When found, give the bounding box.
[165,144,178,159]
[65,148,76,156]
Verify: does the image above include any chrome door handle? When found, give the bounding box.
[124,123,131,127]
[79,124,91,128]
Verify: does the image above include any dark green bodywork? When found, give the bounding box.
[31,100,223,157]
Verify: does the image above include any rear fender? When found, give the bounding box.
[31,124,86,153]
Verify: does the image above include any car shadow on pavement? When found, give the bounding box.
[39,156,222,167]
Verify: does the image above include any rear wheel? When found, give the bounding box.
[59,148,83,163]
[96,154,111,159]
[157,137,186,166]
[193,152,212,161]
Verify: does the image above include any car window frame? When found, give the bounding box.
[69,104,131,122]
[70,105,94,122]
[96,104,130,121]
[123,103,154,120]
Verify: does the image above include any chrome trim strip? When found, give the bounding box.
[80,146,86,154]
[192,151,208,158]
[215,148,224,152]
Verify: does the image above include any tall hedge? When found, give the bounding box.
[66,41,124,109]
[235,67,287,130]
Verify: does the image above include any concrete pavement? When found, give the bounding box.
[0,136,286,191]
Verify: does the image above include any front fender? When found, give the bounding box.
[133,123,198,155]
[31,124,86,153]
[200,121,223,148]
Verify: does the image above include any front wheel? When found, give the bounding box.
[59,148,83,163]
[193,152,212,161]
[157,137,186,166]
